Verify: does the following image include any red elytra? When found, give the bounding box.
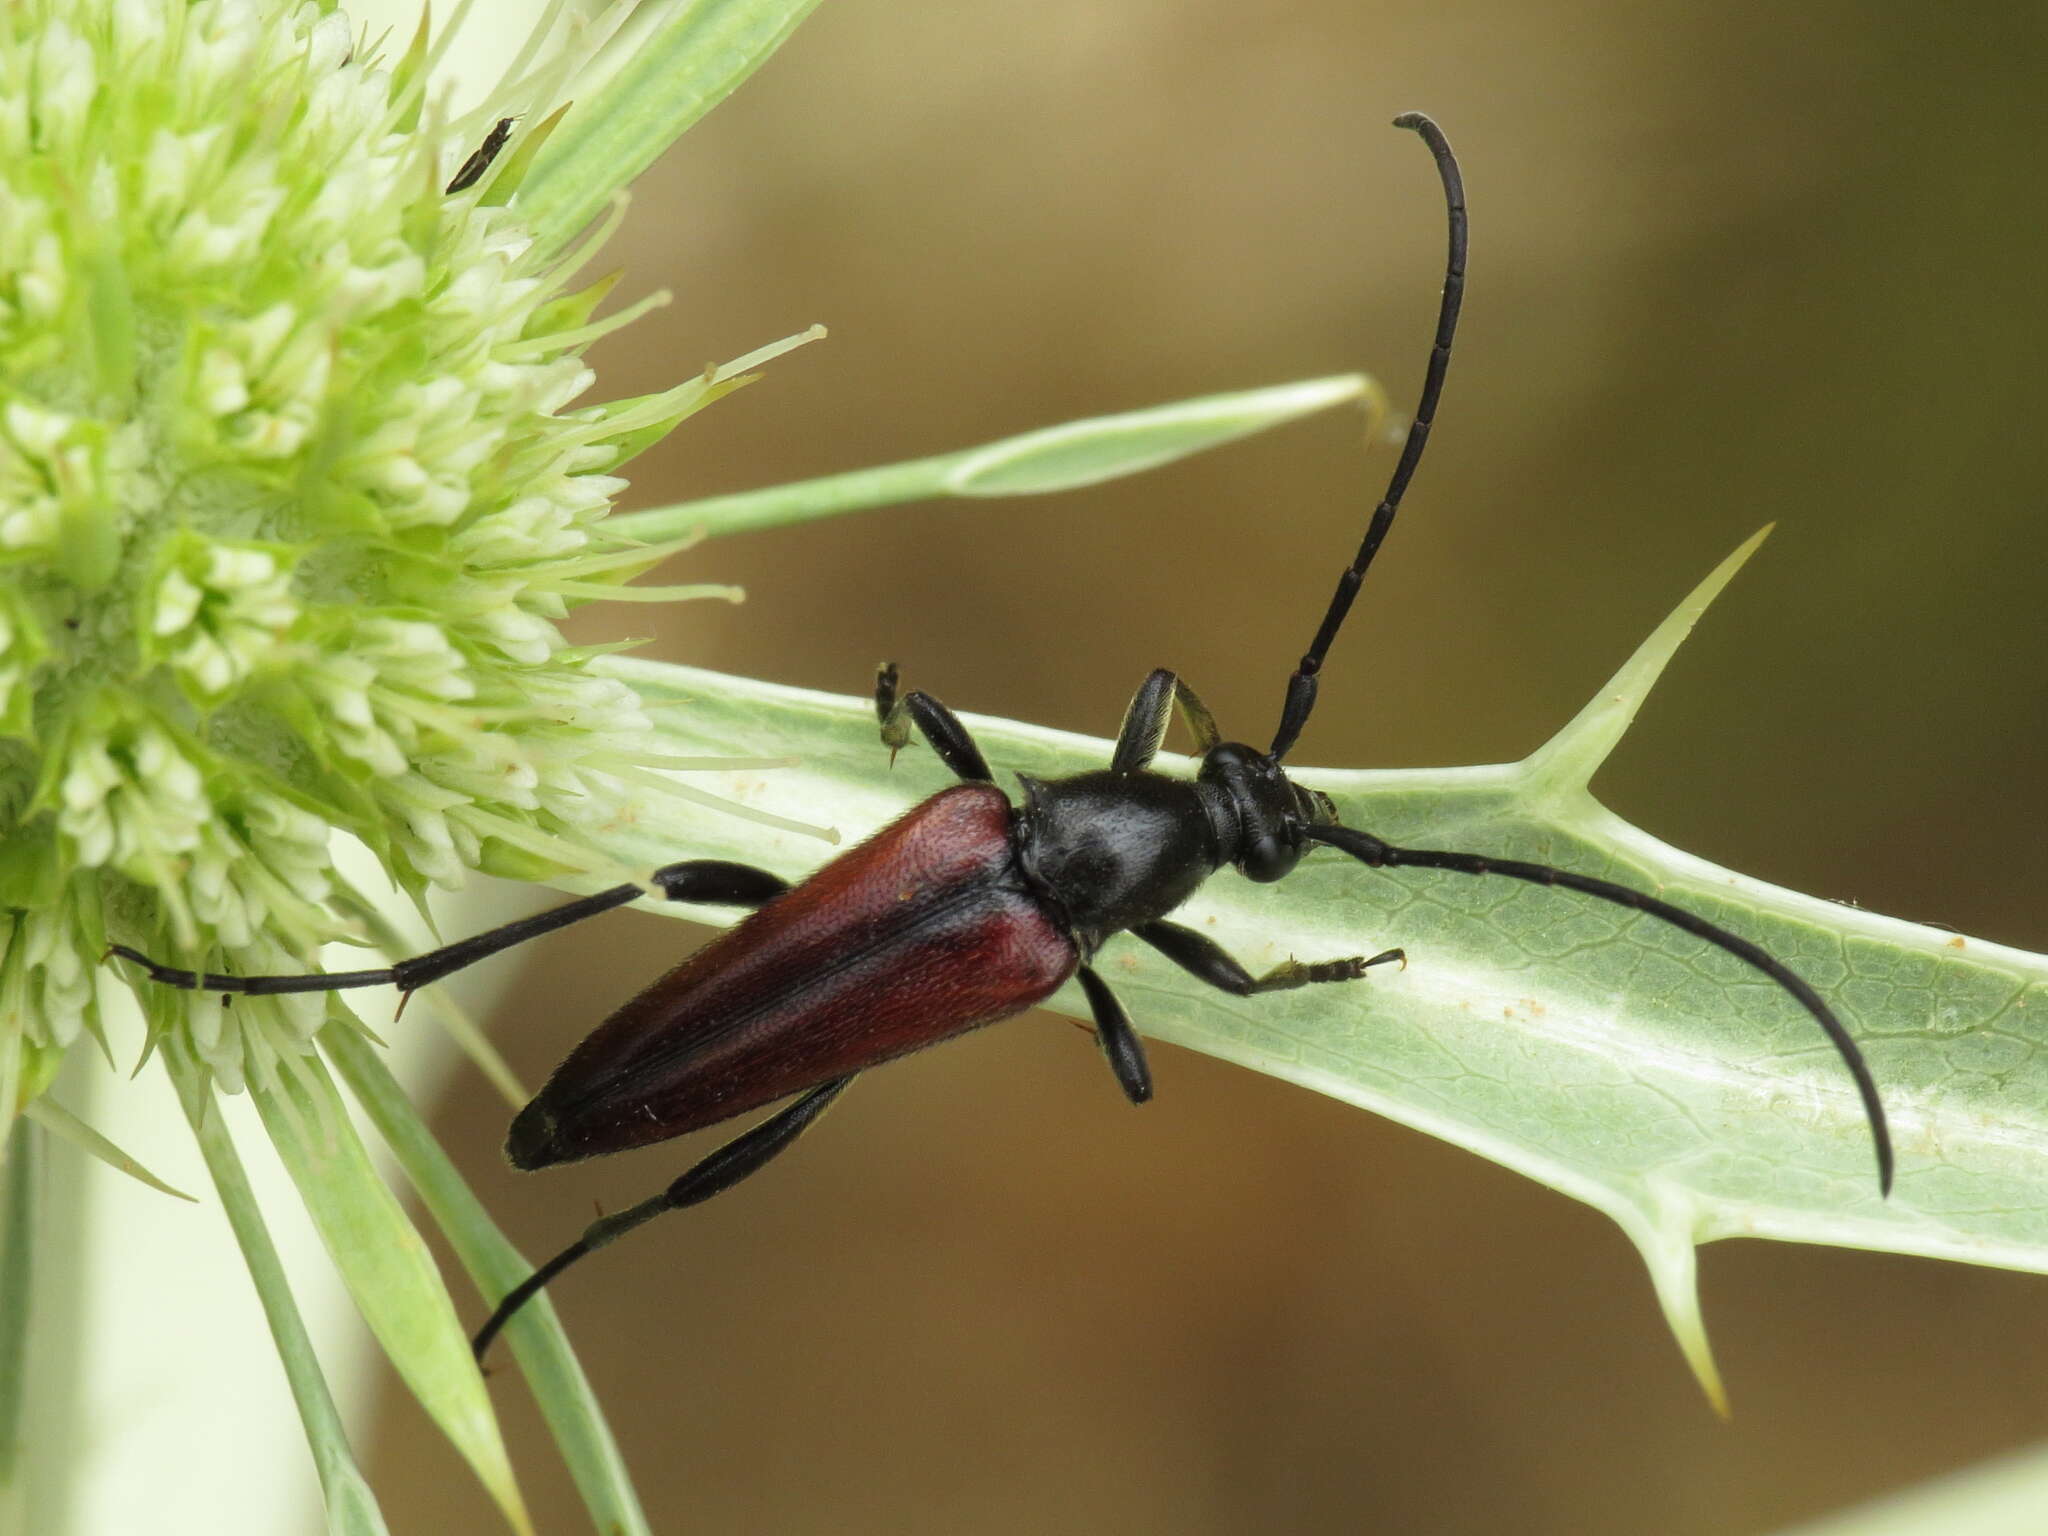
[505,783,1078,1170]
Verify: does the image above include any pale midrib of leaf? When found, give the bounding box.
[488,547,2048,1398]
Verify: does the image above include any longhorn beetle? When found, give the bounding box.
[114,114,1893,1364]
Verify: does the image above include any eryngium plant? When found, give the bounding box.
[3,0,725,1100]
[0,2,1377,1528]
[6,3,2047,1534]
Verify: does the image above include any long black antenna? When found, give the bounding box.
[1270,111,1467,761]
[1303,823,1895,1195]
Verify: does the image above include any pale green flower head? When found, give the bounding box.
[0,0,1361,1126]
[0,0,743,1097]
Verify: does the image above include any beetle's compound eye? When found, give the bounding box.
[1241,834,1300,883]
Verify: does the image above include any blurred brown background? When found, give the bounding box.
[373,1,2048,1531]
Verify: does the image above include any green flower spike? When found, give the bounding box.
[0,2,1380,1528]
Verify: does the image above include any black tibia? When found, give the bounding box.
[1302,822,1895,1196]
[471,1076,855,1362]
[646,861,789,907]
[874,662,993,781]
[1133,918,1402,995]
[1111,671,1224,775]
[654,1074,852,1215]
[1077,965,1152,1104]
[109,860,789,998]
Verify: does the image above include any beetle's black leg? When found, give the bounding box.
[1173,677,1223,757]
[109,860,789,998]
[645,861,789,908]
[1301,822,1895,1196]
[1076,966,1152,1104]
[472,1075,854,1361]
[1111,670,1221,775]
[1111,670,1176,774]
[875,662,993,781]
[1133,918,1403,995]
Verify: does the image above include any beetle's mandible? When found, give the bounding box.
[112,113,1893,1363]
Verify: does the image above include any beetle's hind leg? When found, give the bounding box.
[875,662,993,781]
[473,1075,855,1362]
[109,860,790,1000]
[1131,918,1403,995]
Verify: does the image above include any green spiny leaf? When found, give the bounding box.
[509,542,2048,1405]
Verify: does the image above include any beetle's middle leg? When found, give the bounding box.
[110,860,790,1000]
[1131,918,1404,994]
[875,662,993,781]
[472,1074,855,1362]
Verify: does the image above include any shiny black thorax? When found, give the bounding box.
[1012,742,1334,953]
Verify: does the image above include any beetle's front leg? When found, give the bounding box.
[875,662,994,782]
[1131,919,1403,995]
[1077,965,1152,1104]
[1110,669,1223,774]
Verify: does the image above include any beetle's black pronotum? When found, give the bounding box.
[114,114,1892,1365]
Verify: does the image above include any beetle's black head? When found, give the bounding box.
[1196,741,1336,883]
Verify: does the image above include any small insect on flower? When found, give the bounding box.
[115,114,1893,1366]
[445,116,517,195]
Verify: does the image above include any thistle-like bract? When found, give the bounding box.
[0,0,751,1103]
